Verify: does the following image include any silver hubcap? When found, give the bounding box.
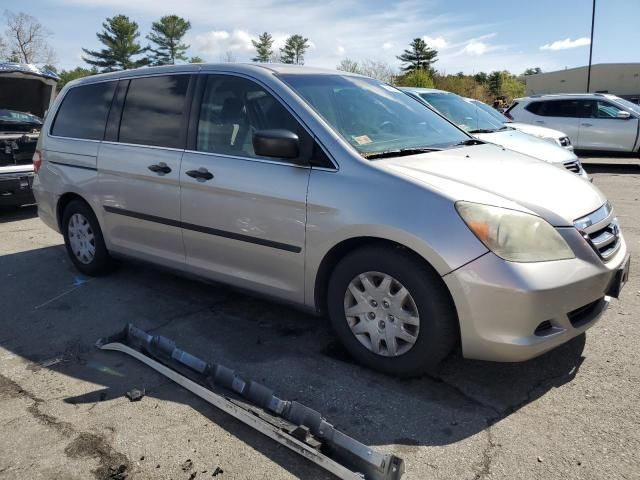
[68,213,96,265]
[343,271,420,357]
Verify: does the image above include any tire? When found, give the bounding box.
[327,245,458,377]
[62,199,114,276]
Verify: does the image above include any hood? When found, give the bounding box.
[507,122,567,140]
[376,144,605,226]
[473,129,576,164]
[0,63,58,118]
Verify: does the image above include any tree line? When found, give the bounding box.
[1,9,539,102]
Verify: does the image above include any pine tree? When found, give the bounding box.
[147,15,191,65]
[82,15,148,72]
[252,32,274,63]
[397,38,438,73]
[280,35,309,65]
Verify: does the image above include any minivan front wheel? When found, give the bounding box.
[327,245,458,377]
[62,200,113,276]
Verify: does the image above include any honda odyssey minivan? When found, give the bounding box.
[33,64,630,376]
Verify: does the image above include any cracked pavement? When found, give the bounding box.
[1,164,639,479]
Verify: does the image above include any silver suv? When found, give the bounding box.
[507,93,640,153]
[33,64,630,376]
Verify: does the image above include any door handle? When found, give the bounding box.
[186,168,214,181]
[148,162,172,174]
[581,123,593,127]
[535,120,545,124]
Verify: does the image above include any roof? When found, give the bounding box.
[0,62,60,82]
[514,93,619,101]
[69,63,361,88]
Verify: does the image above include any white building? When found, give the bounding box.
[525,63,640,103]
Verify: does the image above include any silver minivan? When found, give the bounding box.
[33,64,630,376]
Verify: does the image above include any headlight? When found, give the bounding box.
[456,202,575,262]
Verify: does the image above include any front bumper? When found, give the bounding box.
[444,227,628,362]
[0,171,35,206]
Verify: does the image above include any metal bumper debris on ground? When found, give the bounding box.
[96,324,405,480]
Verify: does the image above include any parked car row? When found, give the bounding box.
[400,87,588,179]
[32,64,630,377]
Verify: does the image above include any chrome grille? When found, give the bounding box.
[563,159,582,173]
[574,202,621,261]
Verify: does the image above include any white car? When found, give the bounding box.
[506,93,640,153]
[401,87,588,179]
[465,97,573,150]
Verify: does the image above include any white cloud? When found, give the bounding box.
[382,42,392,50]
[192,29,255,57]
[462,41,489,55]
[540,37,591,51]
[423,36,448,50]
[336,45,345,56]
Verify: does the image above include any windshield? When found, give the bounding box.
[279,74,470,157]
[613,97,640,116]
[417,93,506,133]
[469,99,510,123]
[0,109,42,123]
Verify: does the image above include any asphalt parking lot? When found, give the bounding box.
[1,163,639,480]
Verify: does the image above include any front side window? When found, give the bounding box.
[419,93,506,133]
[51,81,116,140]
[280,74,469,157]
[197,75,301,160]
[119,75,189,148]
[595,101,623,118]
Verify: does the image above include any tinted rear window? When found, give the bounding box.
[51,82,116,140]
[119,75,190,148]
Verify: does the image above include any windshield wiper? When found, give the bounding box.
[365,147,442,160]
[451,138,486,147]
[467,128,499,134]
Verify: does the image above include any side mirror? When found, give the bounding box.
[253,129,299,159]
[616,110,631,119]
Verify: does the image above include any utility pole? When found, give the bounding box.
[587,0,596,92]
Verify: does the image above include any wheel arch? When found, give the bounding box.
[313,236,457,318]
[56,192,91,231]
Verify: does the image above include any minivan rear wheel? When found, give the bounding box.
[62,199,113,276]
[327,245,458,377]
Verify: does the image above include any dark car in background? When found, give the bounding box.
[0,63,58,207]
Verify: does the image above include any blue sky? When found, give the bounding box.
[8,0,640,74]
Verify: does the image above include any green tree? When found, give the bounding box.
[82,15,148,72]
[397,38,438,73]
[396,68,434,88]
[280,34,309,64]
[252,32,274,62]
[488,71,504,97]
[57,66,98,88]
[146,15,191,65]
[189,56,204,63]
[473,72,488,84]
[523,67,542,76]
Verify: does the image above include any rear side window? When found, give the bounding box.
[524,101,543,115]
[530,100,579,118]
[51,82,116,140]
[119,75,190,148]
